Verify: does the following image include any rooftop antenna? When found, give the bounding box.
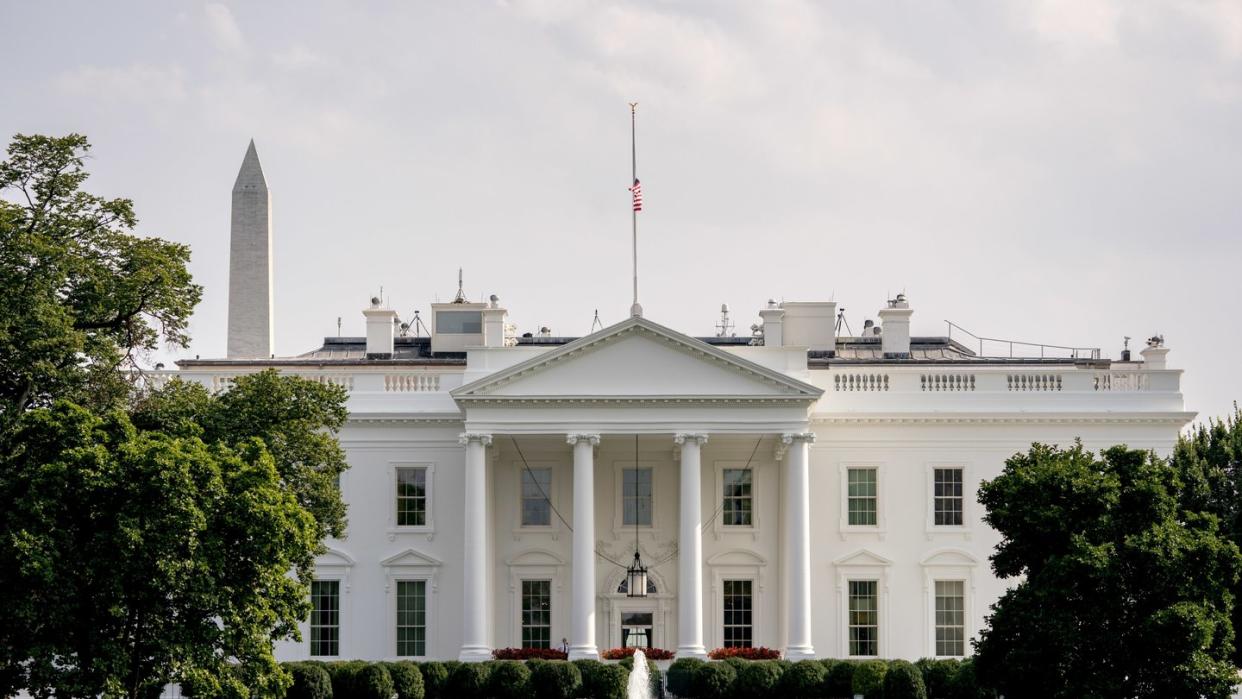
[716,303,735,337]
[453,268,467,304]
[336,316,342,337]
[591,309,603,333]
[628,102,643,318]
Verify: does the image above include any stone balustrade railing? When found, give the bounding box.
[828,367,1179,394]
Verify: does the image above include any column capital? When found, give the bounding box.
[458,432,493,447]
[673,432,709,446]
[566,433,601,446]
[781,431,816,446]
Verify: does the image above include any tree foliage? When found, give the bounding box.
[975,442,1241,699]
[0,134,200,427]
[0,402,319,698]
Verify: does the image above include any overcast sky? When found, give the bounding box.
[1,1,1239,423]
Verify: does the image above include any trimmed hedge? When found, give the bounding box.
[666,657,705,698]
[852,660,888,699]
[417,662,448,699]
[284,663,331,699]
[381,662,424,699]
[355,664,394,699]
[529,660,581,699]
[446,662,491,697]
[778,660,826,699]
[825,659,856,697]
[487,660,531,699]
[733,660,784,699]
[692,662,735,699]
[883,660,927,699]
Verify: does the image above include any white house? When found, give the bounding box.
[170,143,1191,664]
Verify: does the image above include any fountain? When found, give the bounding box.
[627,649,652,699]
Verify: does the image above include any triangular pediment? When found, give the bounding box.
[380,548,443,569]
[833,549,893,567]
[452,316,822,402]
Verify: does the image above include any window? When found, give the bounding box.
[722,469,753,526]
[935,580,965,656]
[848,580,878,656]
[395,580,427,656]
[521,468,552,527]
[847,468,878,526]
[396,467,427,527]
[310,580,340,657]
[722,579,753,648]
[621,612,654,649]
[933,468,964,526]
[436,310,482,334]
[521,580,552,649]
[622,468,653,526]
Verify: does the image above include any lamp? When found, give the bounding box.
[625,434,649,598]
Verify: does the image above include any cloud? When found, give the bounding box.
[204,2,245,54]
[55,63,188,108]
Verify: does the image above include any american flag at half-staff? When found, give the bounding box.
[629,178,643,212]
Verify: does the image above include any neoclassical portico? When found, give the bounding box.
[449,317,823,661]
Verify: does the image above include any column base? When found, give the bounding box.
[784,645,816,661]
[458,645,493,662]
[676,645,708,660]
[568,645,600,661]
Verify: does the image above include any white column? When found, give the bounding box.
[782,432,816,659]
[458,432,493,661]
[675,432,708,658]
[568,432,601,660]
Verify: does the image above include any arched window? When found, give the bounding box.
[616,577,657,595]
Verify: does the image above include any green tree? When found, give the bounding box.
[975,443,1241,699]
[0,134,200,427]
[1171,406,1242,664]
[0,402,320,699]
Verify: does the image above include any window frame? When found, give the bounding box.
[920,548,977,659]
[519,466,555,529]
[394,579,428,658]
[833,549,891,659]
[309,578,342,658]
[838,463,886,537]
[847,579,880,657]
[924,462,970,536]
[713,461,762,536]
[388,462,435,540]
[612,459,661,536]
[519,579,553,649]
[933,579,966,658]
[721,578,755,648]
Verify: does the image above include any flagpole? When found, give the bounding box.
[629,102,642,318]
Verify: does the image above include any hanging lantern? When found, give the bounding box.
[626,550,648,598]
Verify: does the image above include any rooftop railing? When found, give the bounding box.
[945,321,1102,360]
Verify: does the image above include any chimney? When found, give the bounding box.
[482,295,507,347]
[782,301,838,351]
[878,294,913,358]
[1139,335,1169,369]
[363,297,397,358]
[759,300,784,347]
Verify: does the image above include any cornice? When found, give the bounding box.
[811,411,1196,426]
[347,412,464,425]
[453,395,816,406]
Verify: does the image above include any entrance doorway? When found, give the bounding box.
[621,612,654,649]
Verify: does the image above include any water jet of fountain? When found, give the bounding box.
[627,649,652,699]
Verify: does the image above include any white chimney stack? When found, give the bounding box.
[482,295,508,348]
[363,297,397,358]
[878,294,913,358]
[759,300,785,347]
[1140,335,1169,369]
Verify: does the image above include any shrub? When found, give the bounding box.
[914,659,959,699]
[733,661,784,699]
[355,664,395,699]
[824,659,855,697]
[487,660,531,699]
[283,663,332,699]
[692,662,736,699]
[707,646,781,660]
[666,658,705,698]
[588,663,629,699]
[721,656,748,675]
[600,647,676,660]
[884,660,928,699]
[647,662,664,699]
[950,659,984,699]
[851,660,887,699]
[529,661,581,699]
[382,662,424,699]
[778,660,826,699]
[324,660,369,699]
[417,662,448,699]
[492,647,569,660]
[446,662,491,697]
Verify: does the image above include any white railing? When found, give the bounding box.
[834,373,890,392]
[921,373,975,392]
[385,373,442,392]
[1094,371,1149,392]
[1007,373,1062,392]
[186,370,457,394]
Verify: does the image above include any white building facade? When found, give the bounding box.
[171,144,1192,665]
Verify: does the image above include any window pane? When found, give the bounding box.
[310,580,340,657]
[848,580,878,656]
[436,310,482,334]
[521,580,552,649]
[397,467,427,527]
[935,580,965,656]
[722,469,753,527]
[521,469,552,526]
[934,468,964,526]
[722,579,753,648]
[396,580,427,656]
[848,468,878,526]
[623,468,653,526]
